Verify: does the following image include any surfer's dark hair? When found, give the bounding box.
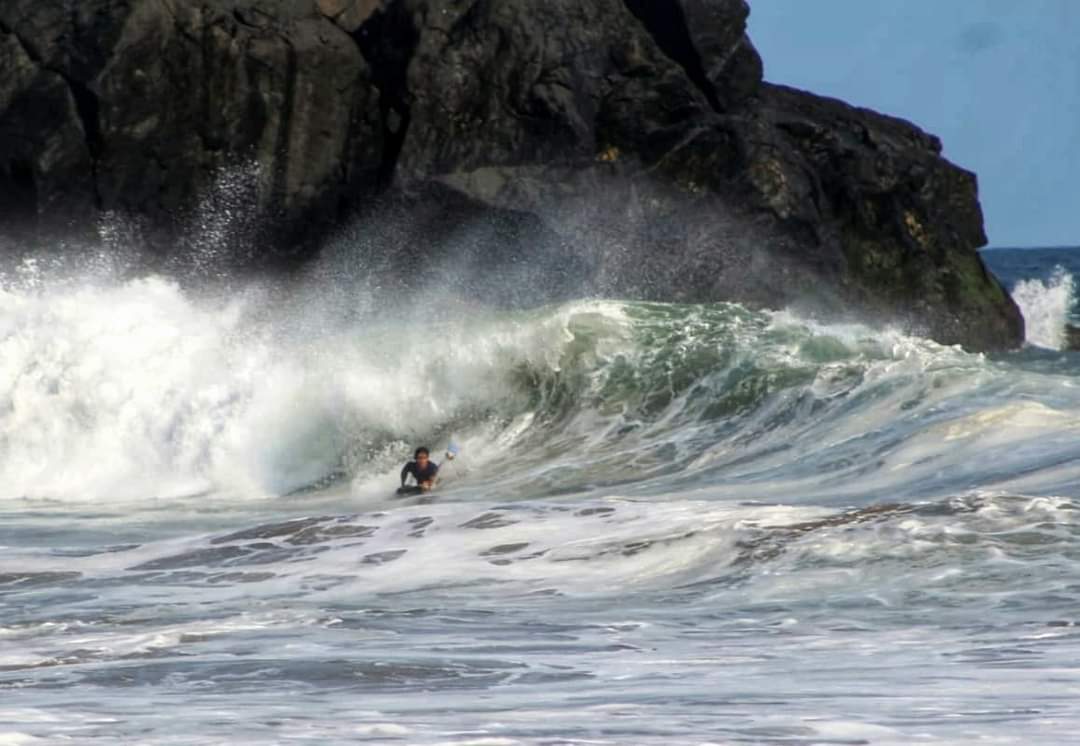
[414,447,430,459]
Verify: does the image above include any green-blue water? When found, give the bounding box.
[1,250,1079,744]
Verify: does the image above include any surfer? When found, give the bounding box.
[398,447,439,494]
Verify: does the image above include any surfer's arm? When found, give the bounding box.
[400,462,412,486]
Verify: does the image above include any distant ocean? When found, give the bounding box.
[1,246,1080,744]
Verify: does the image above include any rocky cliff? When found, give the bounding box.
[0,0,1023,349]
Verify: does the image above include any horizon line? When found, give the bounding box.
[981,245,1080,251]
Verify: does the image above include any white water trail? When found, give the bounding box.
[0,272,628,504]
[1011,267,1074,349]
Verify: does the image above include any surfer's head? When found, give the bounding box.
[414,447,431,464]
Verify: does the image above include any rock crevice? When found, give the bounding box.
[621,0,724,112]
[348,2,418,188]
[1,16,103,198]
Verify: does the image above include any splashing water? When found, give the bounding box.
[1010,266,1075,349]
[4,268,1080,509]
[5,255,1080,743]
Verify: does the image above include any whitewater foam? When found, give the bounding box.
[0,270,636,502]
[6,255,1080,744]
[7,269,1080,508]
[1011,266,1075,349]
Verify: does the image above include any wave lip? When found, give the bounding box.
[5,266,1080,506]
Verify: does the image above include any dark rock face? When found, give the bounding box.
[0,0,1023,350]
[1,0,382,263]
[1064,324,1080,352]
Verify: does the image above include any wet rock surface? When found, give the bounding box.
[0,0,1022,350]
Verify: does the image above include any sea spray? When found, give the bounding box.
[1010,266,1075,349]
[6,268,1080,744]
[0,271,609,502]
[6,266,1075,507]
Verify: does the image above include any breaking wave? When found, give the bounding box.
[1011,266,1075,349]
[4,264,1080,506]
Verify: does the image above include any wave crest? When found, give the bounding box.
[1011,267,1075,349]
[7,271,1078,506]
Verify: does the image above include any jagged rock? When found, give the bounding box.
[0,0,382,263]
[316,0,381,32]
[0,0,1023,350]
[1064,324,1080,351]
[0,22,98,244]
[624,0,763,111]
[357,0,1020,349]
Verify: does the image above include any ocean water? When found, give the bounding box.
[2,248,1080,744]
[981,248,1080,349]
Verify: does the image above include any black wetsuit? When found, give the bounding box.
[400,460,439,487]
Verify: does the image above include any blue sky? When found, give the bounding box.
[747,1,1080,247]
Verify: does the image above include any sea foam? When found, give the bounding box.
[1010,266,1075,349]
